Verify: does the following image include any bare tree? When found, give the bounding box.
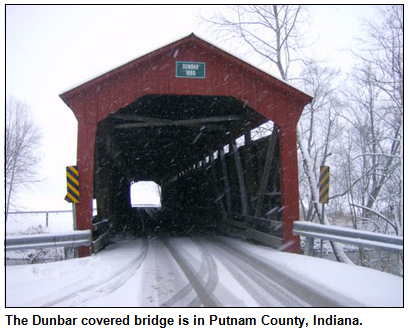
[332,5,403,273]
[5,96,42,220]
[201,5,308,81]
[296,79,353,264]
[344,5,402,236]
[296,61,343,221]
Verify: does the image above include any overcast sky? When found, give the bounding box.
[5,4,381,211]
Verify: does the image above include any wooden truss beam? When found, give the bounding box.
[113,115,242,129]
[232,141,249,216]
[219,147,232,214]
[255,125,279,217]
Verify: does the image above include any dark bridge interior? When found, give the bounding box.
[93,94,283,238]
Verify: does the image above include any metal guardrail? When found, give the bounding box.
[5,230,92,251]
[6,213,111,255]
[293,221,403,254]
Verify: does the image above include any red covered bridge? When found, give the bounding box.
[60,33,312,257]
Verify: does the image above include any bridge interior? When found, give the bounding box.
[93,94,283,240]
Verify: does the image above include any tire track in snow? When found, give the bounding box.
[159,237,208,307]
[207,240,308,307]
[187,238,219,307]
[141,237,193,306]
[161,237,221,307]
[41,239,149,307]
[214,237,357,307]
[192,237,248,307]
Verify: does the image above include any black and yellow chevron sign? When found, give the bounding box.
[66,165,80,203]
[319,166,330,204]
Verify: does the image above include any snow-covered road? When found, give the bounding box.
[6,235,403,307]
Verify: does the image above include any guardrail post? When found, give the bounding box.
[72,203,77,230]
[319,204,325,257]
[304,237,314,256]
[64,247,75,259]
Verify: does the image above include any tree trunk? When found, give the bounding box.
[298,137,354,265]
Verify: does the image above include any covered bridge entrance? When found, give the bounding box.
[60,34,312,257]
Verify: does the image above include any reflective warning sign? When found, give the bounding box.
[66,165,80,203]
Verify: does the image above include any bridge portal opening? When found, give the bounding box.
[91,92,290,241]
[93,93,270,237]
[130,181,161,208]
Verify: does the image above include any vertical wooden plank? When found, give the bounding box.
[209,152,217,183]
[244,131,256,214]
[209,152,227,218]
[111,74,124,113]
[75,122,97,257]
[158,52,172,94]
[214,57,229,96]
[279,124,301,253]
[219,147,232,214]
[255,125,279,217]
[232,141,248,216]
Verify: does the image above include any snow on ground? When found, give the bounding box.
[223,237,403,307]
[5,235,403,307]
[6,212,77,262]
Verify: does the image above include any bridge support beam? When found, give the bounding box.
[75,122,97,257]
[279,125,301,253]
